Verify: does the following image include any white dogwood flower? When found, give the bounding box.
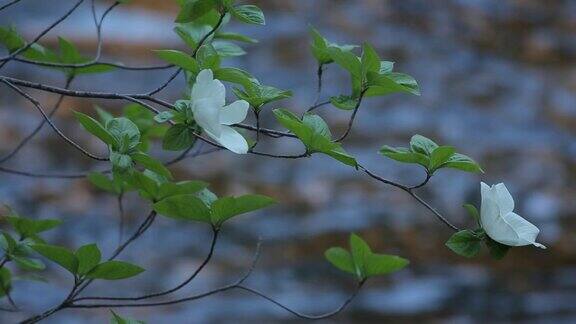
[190,69,249,154]
[480,182,546,249]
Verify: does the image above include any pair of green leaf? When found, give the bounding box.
[87,172,133,195]
[1,232,45,271]
[233,82,292,110]
[325,234,409,281]
[0,27,114,76]
[309,28,419,109]
[31,243,143,280]
[127,171,207,203]
[445,204,510,259]
[446,229,510,259]
[380,134,483,174]
[0,211,63,273]
[6,214,61,241]
[309,27,357,65]
[153,192,276,228]
[273,109,357,167]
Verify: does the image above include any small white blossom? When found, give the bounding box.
[480,182,546,249]
[190,69,249,154]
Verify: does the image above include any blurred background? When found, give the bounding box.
[1,0,575,323]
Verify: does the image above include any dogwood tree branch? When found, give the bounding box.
[0,0,24,12]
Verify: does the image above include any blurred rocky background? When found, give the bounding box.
[1,0,575,323]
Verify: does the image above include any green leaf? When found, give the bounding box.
[175,0,217,23]
[110,310,145,324]
[485,236,510,260]
[74,111,116,146]
[273,109,313,142]
[153,194,212,223]
[87,172,119,194]
[126,171,160,201]
[410,135,438,156]
[215,32,258,44]
[86,261,144,280]
[105,118,141,152]
[162,124,197,151]
[195,188,218,206]
[309,27,357,65]
[273,109,357,167]
[110,151,133,170]
[444,153,483,173]
[379,145,429,167]
[96,106,114,124]
[1,232,17,253]
[12,256,45,271]
[154,50,199,73]
[157,180,208,200]
[380,61,394,73]
[445,230,482,258]
[210,194,276,226]
[31,244,78,274]
[0,267,12,297]
[213,67,257,87]
[131,152,172,180]
[364,254,409,277]
[325,247,355,274]
[328,46,361,78]
[75,244,102,275]
[429,146,456,172]
[349,234,371,280]
[365,72,420,96]
[231,5,265,25]
[0,26,56,62]
[302,114,331,138]
[329,95,358,110]
[361,43,380,78]
[154,111,175,124]
[213,41,246,57]
[233,82,292,109]
[463,204,480,223]
[7,217,61,239]
[196,44,220,69]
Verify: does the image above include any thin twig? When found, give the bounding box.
[335,89,367,142]
[1,79,109,161]
[0,76,74,164]
[0,0,23,12]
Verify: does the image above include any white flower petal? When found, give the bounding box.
[214,126,248,154]
[502,212,546,248]
[480,182,545,249]
[220,100,249,125]
[192,69,226,107]
[480,182,491,198]
[494,183,514,214]
[481,196,519,245]
[192,98,222,137]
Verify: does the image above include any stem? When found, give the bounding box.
[75,229,219,302]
